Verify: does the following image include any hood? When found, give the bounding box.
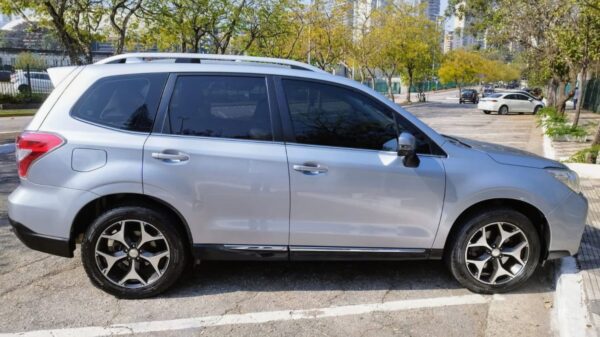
[454,137,567,169]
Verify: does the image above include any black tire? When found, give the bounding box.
[533,106,541,115]
[498,105,509,115]
[81,206,188,298]
[483,110,491,114]
[18,84,30,94]
[445,208,541,294]
[459,100,463,104]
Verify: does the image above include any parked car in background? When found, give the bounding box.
[8,53,587,299]
[459,89,479,103]
[478,93,544,115]
[482,88,495,98]
[0,71,11,82]
[11,70,54,94]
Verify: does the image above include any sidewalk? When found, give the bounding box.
[543,112,600,334]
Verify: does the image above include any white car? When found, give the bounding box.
[478,93,544,115]
[11,70,54,94]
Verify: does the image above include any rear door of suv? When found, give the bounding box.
[143,74,290,251]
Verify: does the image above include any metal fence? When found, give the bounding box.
[582,78,600,113]
[0,65,52,105]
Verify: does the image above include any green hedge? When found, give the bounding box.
[0,93,47,104]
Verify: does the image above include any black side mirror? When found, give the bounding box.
[397,132,420,168]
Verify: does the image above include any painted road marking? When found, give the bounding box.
[0,294,492,337]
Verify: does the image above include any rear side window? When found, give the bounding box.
[164,75,272,141]
[71,73,168,132]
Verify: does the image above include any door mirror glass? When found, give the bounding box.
[397,132,420,168]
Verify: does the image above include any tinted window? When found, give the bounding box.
[516,94,530,100]
[166,76,272,141]
[504,94,516,99]
[71,73,167,132]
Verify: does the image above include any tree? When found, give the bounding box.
[438,49,484,93]
[15,52,47,69]
[0,0,105,64]
[108,0,144,54]
[304,0,351,72]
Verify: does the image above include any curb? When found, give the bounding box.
[553,257,596,337]
[544,128,598,337]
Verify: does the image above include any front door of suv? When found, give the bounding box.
[143,74,290,250]
[277,78,446,255]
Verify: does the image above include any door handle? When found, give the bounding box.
[151,151,190,163]
[293,163,328,175]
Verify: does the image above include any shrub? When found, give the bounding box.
[567,145,600,163]
[537,107,566,127]
[0,93,47,104]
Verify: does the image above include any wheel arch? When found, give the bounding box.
[442,198,550,261]
[70,193,194,254]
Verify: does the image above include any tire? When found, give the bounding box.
[459,100,463,104]
[533,106,541,115]
[498,105,509,115]
[18,84,30,94]
[81,206,188,298]
[446,208,541,294]
[483,110,491,114]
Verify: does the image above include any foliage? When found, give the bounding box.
[536,107,567,127]
[14,53,47,70]
[567,145,600,163]
[0,93,47,104]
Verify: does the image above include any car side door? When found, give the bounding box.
[143,74,290,254]
[275,77,446,257]
[516,94,535,112]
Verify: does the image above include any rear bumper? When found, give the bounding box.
[9,218,73,257]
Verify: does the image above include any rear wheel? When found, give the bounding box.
[446,208,541,293]
[81,206,188,298]
[18,84,30,94]
[499,105,509,115]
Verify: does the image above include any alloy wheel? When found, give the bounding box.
[464,222,529,285]
[94,220,170,288]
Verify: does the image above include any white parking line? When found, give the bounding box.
[0,294,491,337]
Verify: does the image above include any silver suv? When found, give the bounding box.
[8,53,588,298]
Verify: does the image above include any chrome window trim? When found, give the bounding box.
[223,245,288,252]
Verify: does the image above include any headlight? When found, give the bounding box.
[546,168,580,193]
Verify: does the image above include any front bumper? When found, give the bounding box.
[546,191,589,257]
[9,218,73,257]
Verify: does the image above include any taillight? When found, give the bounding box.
[16,132,64,178]
[490,100,498,102]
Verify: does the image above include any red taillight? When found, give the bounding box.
[490,100,498,102]
[16,132,64,178]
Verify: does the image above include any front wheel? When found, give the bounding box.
[81,206,188,298]
[533,106,541,115]
[446,208,541,293]
[499,105,509,115]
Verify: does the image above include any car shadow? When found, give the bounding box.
[576,224,600,273]
[160,258,556,299]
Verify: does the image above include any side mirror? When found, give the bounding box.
[397,132,420,168]
[528,98,534,102]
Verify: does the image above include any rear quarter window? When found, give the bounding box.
[71,73,168,132]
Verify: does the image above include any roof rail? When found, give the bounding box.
[95,53,327,74]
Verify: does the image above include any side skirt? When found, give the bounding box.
[192,244,443,261]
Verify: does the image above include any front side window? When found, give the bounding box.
[71,73,167,132]
[165,75,272,141]
[282,79,397,151]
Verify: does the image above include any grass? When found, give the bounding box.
[0,109,37,117]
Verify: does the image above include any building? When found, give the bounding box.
[448,1,486,50]
[348,0,388,40]
[420,0,440,21]
[443,31,454,53]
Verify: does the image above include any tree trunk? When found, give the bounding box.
[556,81,568,115]
[386,76,394,101]
[406,73,413,103]
[593,123,600,146]
[573,66,587,127]
[43,1,84,65]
